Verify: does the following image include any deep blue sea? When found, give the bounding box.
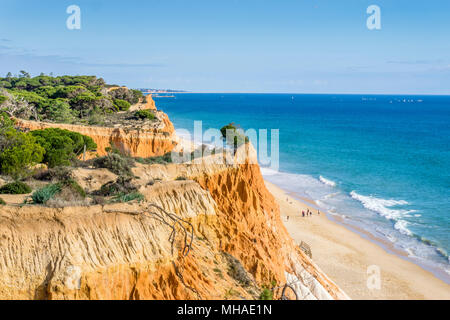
[153,93,450,282]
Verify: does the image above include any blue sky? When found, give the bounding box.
[0,0,449,94]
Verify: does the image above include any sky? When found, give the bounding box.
[0,0,449,94]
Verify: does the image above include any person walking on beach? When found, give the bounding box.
[317,210,320,216]
[302,211,305,218]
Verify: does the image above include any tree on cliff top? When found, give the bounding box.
[0,72,141,123]
[0,113,45,179]
[30,128,97,168]
[220,123,249,152]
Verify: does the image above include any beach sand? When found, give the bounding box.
[265,180,450,300]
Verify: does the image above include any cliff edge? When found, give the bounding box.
[0,99,348,300]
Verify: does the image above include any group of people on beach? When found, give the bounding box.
[285,197,320,221]
[302,208,319,217]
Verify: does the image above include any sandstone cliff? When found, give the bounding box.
[0,100,348,300]
[14,96,175,158]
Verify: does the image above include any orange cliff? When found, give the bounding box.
[0,98,349,300]
[0,147,348,300]
[14,95,175,158]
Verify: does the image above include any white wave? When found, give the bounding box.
[386,234,397,243]
[319,176,336,187]
[350,191,410,221]
[394,220,413,236]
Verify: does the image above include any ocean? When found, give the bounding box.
[153,93,450,283]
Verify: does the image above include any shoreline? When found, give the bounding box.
[264,180,450,299]
[173,128,449,299]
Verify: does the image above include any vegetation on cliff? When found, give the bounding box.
[30,128,96,167]
[0,181,32,194]
[220,123,249,151]
[0,113,45,179]
[134,109,155,120]
[0,112,97,179]
[0,72,143,124]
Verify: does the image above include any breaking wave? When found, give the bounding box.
[319,176,336,187]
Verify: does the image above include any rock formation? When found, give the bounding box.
[0,99,349,300]
[14,95,175,158]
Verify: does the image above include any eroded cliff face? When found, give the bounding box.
[0,147,347,300]
[14,95,175,158]
[0,101,348,300]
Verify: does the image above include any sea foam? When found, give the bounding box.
[319,176,336,187]
[350,191,409,220]
[350,191,415,237]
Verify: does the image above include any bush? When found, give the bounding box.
[220,123,249,150]
[134,110,155,120]
[111,192,144,203]
[44,99,76,123]
[135,153,172,165]
[0,95,7,105]
[93,153,135,176]
[114,99,131,111]
[31,128,97,168]
[0,197,5,205]
[175,176,187,181]
[33,166,73,182]
[93,177,137,196]
[87,110,104,125]
[0,181,32,194]
[0,118,45,179]
[222,252,253,287]
[31,183,62,204]
[45,181,87,208]
[63,178,86,198]
[220,123,237,138]
[259,287,273,300]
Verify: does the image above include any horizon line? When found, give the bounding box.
[149,91,450,96]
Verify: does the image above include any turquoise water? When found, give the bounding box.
[153,93,450,282]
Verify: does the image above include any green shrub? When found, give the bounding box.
[0,126,45,179]
[31,183,62,204]
[63,178,86,198]
[87,110,105,125]
[220,123,249,150]
[0,197,5,205]
[114,99,131,111]
[134,110,155,120]
[44,99,76,123]
[31,128,97,168]
[111,192,144,203]
[135,153,172,165]
[220,123,237,138]
[175,176,187,181]
[131,90,143,104]
[94,177,137,197]
[93,153,135,176]
[259,287,273,300]
[0,181,32,194]
[0,95,8,105]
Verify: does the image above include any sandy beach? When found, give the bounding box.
[264,180,450,300]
